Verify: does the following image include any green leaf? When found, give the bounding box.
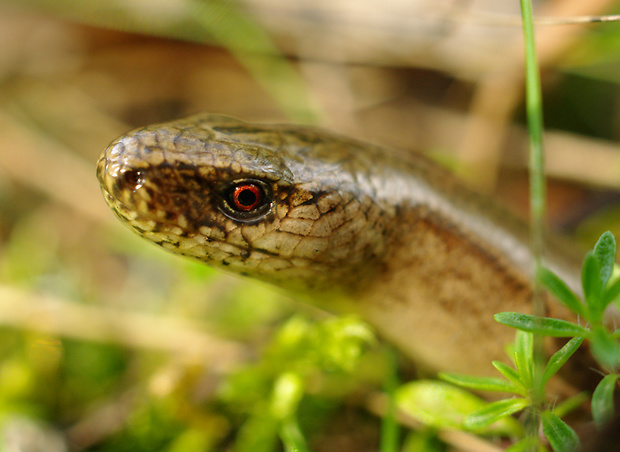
[439,372,520,394]
[583,252,603,318]
[495,313,589,337]
[592,373,619,428]
[492,361,526,395]
[538,267,586,318]
[593,231,616,288]
[542,337,585,385]
[602,277,620,313]
[396,381,522,436]
[463,398,528,431]
[513,331,533,387]
[590,326,620,371]
[541,410,580,452]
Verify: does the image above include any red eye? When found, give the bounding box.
[231,183,263,211]
[220,179,271,222]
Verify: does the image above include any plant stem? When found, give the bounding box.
[380,347,400,452]
[520,0,546,447]
[520,0,545,317]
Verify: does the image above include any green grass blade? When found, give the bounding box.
[520,0,545,260]
[495,313,589,337]
[519,0,548,426]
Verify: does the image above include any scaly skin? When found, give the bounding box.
[97,114,583,385]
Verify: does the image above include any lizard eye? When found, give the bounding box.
[220,179,272,222]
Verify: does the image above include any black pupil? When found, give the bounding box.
[237,188,257,206]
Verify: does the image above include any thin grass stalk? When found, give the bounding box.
[520,0,547,447]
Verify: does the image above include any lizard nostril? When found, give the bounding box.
[119,169,144,191]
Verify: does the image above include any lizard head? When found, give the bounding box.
[97,114,392,293]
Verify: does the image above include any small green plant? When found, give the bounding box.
[498,231,620,426]
[439,332,583,451]
[500,231,620,373]
[416,231,620,451]
[218,315,376,452]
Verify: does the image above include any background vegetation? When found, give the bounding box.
[1,0,620,450]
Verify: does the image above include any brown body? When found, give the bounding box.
[97,114,582,383]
